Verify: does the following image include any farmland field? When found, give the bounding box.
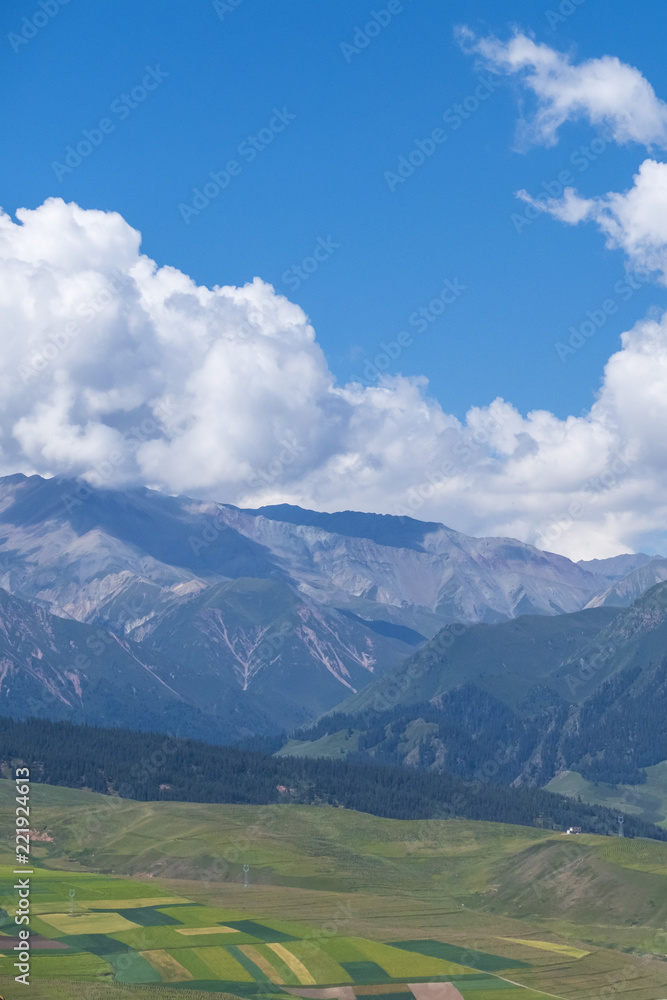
[0,868,530,996]
[1,782,667,998]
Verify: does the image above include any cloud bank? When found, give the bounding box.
[1,196,667,561]
[2,36,667,560]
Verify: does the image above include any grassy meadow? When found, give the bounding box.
[547,764,667,829]
[0,780,666,998]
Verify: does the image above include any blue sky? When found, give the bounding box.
[4,0,666,420]
[3,0,667,558]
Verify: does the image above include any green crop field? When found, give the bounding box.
[1,781,667,998]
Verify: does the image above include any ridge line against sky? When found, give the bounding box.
[3,13,667,560]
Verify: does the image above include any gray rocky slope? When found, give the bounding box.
[0,473,660,736]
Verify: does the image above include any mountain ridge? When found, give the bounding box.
[0,472,665,742]
[289,582,667,788]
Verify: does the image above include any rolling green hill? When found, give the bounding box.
[1,784,667,998]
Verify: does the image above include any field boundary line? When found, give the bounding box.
[497,976,569,999]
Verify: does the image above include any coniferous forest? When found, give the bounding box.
[1,716,665,841]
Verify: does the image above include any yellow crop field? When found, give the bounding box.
[239,943,287,982]
[191,945,255,980]
[77,896,187,908]
[268,942,317,984]
[141,949,194,981]
[500,938,590,959]
[39,911,140,934]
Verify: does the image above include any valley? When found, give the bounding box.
[2,782,667,998]
[5,8,667,997]
[2,474,667,997]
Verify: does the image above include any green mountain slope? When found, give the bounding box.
[287,583,667,792]
[2,472,667,748]
[0,574,413,739]
[0,587,254,741]
[338,606,619,714]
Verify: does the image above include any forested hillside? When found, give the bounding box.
[292,584,667,788]
[1,716,665,840]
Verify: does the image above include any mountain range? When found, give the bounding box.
[0,472,665,749]
[287,580,667,788]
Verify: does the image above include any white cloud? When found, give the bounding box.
[3,198,667,560]
[458,27,667,150]
[459,28,667,282]
[518,159,667,282]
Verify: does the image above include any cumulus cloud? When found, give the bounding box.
[2,198,667,560]
[458,27,667,149]
[0,199,667,557]
[6,38,666,561]
[434,30,667,555]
